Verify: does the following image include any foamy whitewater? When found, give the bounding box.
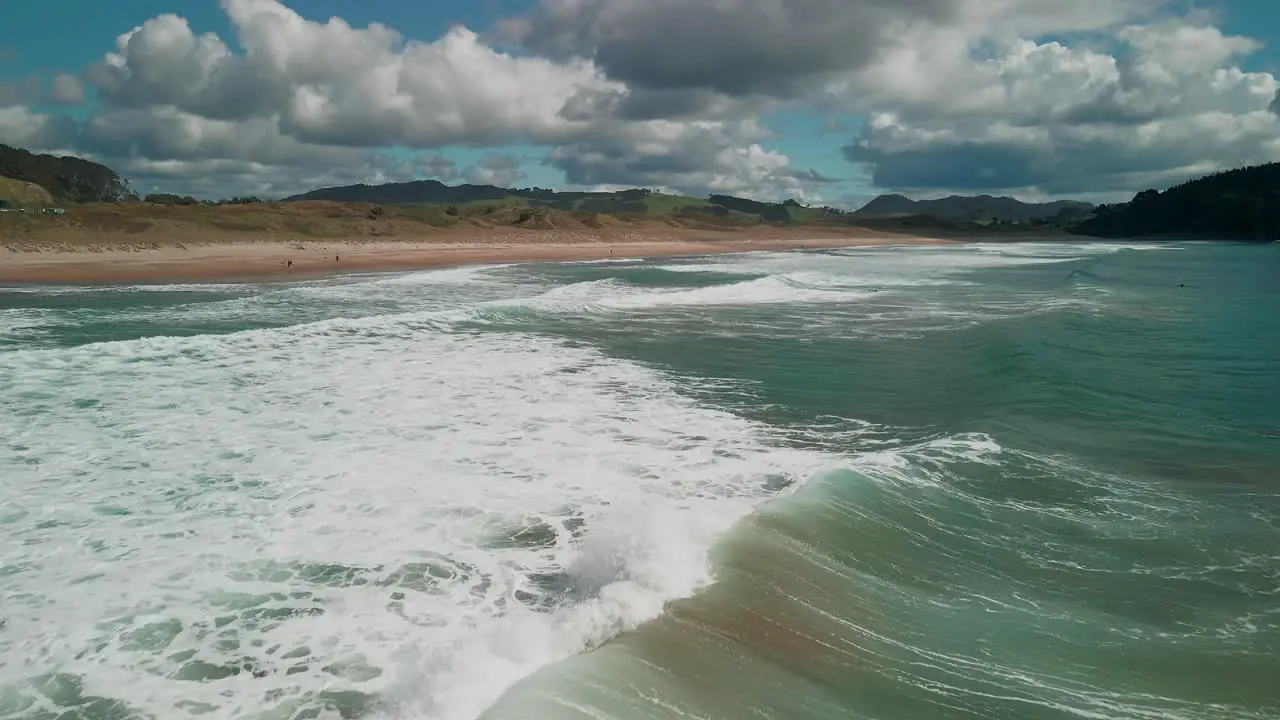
[1,241,1277,720]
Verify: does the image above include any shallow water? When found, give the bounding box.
[1,241,1277,720]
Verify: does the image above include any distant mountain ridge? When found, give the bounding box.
[279,180,826,222]
[281,180,636,206]
[283,181,1094,226]
[1073,163,1280,241]
[0,144,136,203]
[855,194,1093,222]
[7,141,1272,242]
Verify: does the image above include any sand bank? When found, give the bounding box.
[0,227,953,284]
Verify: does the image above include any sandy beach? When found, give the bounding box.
[0,225,954,284]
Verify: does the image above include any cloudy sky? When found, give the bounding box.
[1,0,1278,207]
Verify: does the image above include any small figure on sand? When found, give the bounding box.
[287,260,293,273]
[336,255,340,262]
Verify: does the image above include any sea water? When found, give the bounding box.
[1,241,1276,720]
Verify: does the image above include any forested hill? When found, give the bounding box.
[855,194,1093,222]
[280,181,820,222]
[284,179,516,205]
[0,144,136,203]
[1073,163,1280,241]
[282,180,668,207]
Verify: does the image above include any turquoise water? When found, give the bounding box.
[1,241,1277,719]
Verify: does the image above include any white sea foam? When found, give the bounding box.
[656,241,1171,288]
[0,308,61,343]
[971,241,1180,256]
[0,282,265,294]
[490,273,871,315]
[0,301,832,720]
[660,260,960,288]
[0,241,1184,719]
[372,264,516,286]
[561,258,647,265]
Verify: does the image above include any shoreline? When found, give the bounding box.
[0,231,960,285]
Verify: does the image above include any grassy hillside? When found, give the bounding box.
[0,144,136,203]
[0,143,1103,238]
[432,190,719,216]
[0,176,54,207]
[279,180,828,225]
[635,193,708,214]
[0,201,462,239]
[0,197,828,248]
[282,177,1088,231]
[0,143,1134,243]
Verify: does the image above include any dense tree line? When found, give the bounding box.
[708,194,792,222]
[144,194,264,206]
[0,144,136,202]
[145,193,200,205]
[283,180,660,207]
[855,193,1093,222]
[1075,163,1280,241]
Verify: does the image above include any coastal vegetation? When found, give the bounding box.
[853,194,1093,223]
[2,142,1275,243]
[282,181,834,225]
[279,180,1072,227]
[1073,163,1280,241]
[0,144,135,203]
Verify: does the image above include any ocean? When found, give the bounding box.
[0,241,1277,720]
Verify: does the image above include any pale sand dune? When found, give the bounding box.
[0,226,954,283]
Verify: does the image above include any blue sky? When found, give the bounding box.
[2,0,1279,206]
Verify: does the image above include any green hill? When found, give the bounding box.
[855,194,1093,222]
[282,181,707,214]
[0,176,54,207]
[0,144,136,203]
[280,181,848,225]
[1073,163,1280,241]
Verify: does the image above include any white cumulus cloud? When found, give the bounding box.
[1,0,1277,202]
[838,16,1280,195]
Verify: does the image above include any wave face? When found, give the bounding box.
[2,241,1278,720]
